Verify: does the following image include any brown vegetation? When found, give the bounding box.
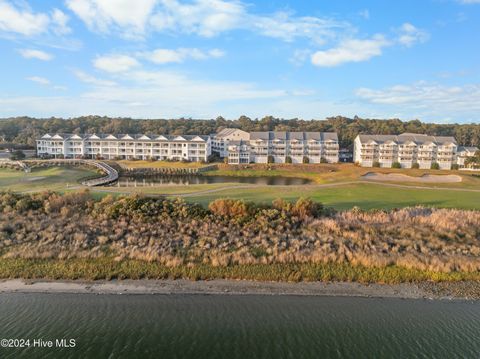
[0,191,479,277]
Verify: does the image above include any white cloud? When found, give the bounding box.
[355,82,480,119]
[140,48,225,64]
[249,11,348,45]
[26,76,51,85]
[73,70,117,86]
[397,23,429,47]
[2,68,289,118]
[0,1,71,37]
[66,0,158,38]
[51,9,72,35]
[150,0,244,37]
[66,0,350,44]
[19,49,54,61]
[93,54,140,72]
[311,35,390,67]
[0,0,50,36]
[359,10,370,20]
[289,49,311,66]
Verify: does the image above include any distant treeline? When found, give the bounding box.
[1,115,480,149]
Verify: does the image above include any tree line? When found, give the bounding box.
[1,115,480,149]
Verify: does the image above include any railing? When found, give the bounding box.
[23,159,119,187]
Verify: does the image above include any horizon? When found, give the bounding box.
[1,1,479,123]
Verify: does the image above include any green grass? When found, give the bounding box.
[0,258,479,283]
[0,166,99,192]
[177,183,480,210]
[3,164,480,211]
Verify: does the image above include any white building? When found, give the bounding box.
[227,131,339,164]
[457,146,479,168]
[211,128,250,158]
[36,133,211,162]
[354,133,478,170]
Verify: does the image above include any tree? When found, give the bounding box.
[372,161,381,168]
[285,156,292,164]
[267,155,274,164]
[392,162,402,169]
[9,150,25,160]
[465,150,480,168]
[411,163,420,169]
[302,156,309,164]
[431,162,440,170]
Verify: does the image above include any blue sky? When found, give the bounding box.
[0,0,479,123]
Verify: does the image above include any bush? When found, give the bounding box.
[451,164,459,170]
[267,155,274,164]
[392,162,402,169]
[285,156,292,164]
[372,161,381,168]
[411,163,420,169]
[431,162,440,170]
[320,157,328,163]
[302,156,309,164]
[208,199,252,220]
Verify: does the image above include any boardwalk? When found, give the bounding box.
[22,159,119,187]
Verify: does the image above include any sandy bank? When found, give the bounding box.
[362,172,462,183]
[1,279,478,300]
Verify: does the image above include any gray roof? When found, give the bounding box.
[357,133,457,146]
[458,146,479,153]
[250,131,338,142]
[39,133,209,142]
[214,128,249,138]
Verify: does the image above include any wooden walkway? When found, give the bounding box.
[22,159,119,187]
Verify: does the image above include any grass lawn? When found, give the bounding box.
[116,160,209,169]
[0,166,99,192]
[2,163,480,211]
[176,183,480,210]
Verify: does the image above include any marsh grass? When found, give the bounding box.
[1,191,480,283]
[0,258,479,283]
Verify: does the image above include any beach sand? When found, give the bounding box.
[1,279,478,300]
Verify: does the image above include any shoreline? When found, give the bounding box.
[1,279,479,300]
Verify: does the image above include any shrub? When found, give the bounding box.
[372,161,381,168]
[451,164,459,170]
[285,156,292,164]
[392,162,402,169]
[431,162,440,170]
[411,163,420,169]
[208,198,254,220]
[267,155,274,164]
[302,156,309,164]
[320,157,328,163]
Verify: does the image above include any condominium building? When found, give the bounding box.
[354,133,477,169]
[227,131,339,164]
[211,128,250,158]
[457,146,479,168]
[36,133,211,161]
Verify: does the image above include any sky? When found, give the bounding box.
[0,0,479,123]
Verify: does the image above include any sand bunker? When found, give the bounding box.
[362,172,462,183]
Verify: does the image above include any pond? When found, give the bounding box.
[111,174,313,186]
